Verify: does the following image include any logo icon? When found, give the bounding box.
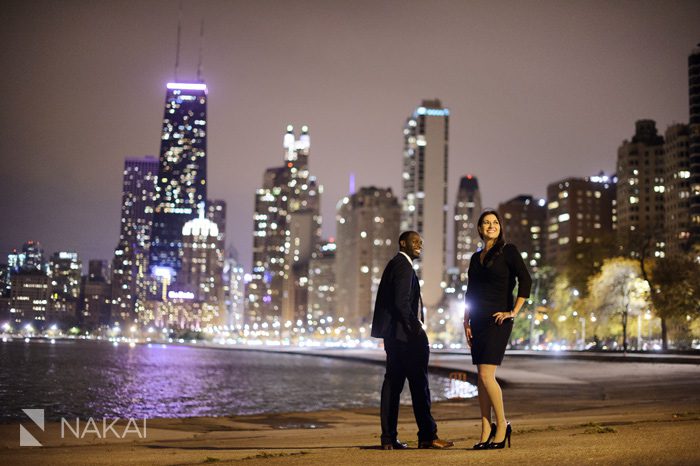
[20,409,44,447]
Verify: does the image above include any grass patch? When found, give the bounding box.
[581,422,617,434]
[203,457,220,463]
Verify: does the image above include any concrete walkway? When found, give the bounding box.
[231,345,700,387]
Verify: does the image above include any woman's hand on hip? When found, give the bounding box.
[492,311,514,325]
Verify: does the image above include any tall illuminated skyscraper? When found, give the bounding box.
[401,99,449,307]
[150,82,208,277]
[112,156,158,324]
[454,175,482,280]
[247,126,322,329]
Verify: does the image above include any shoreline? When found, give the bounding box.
[8,334,699,364]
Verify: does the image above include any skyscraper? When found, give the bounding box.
[498,195,547,272]
[161,206,226,329]
[81,261,111,329]
[336,187,401,330]
[401,100,449,307]
[663,124,692,256]
[20,240,44,273]
[688,44,700,252]
[178,207,224,304]
[247,126,321,329]
[454,175,482,280]
[10,271,50,328]
[0,263,9,298]
[111,155,158,325]
[150,82,208,276]
[48,251,82,326]
[248,166,288,325]
[307,240,336,327]
[223,254,245,330]
[616,120,665,258]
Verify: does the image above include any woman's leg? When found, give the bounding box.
[477,364,507,441]
[476,366,493,442]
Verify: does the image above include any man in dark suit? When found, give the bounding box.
[371,231,454,450]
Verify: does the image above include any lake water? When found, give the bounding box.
[0,339,475,421]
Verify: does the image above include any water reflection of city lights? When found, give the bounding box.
[445,378,478,399]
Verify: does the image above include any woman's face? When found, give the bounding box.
[479,213,500,242]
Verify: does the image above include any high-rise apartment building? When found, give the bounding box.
[0,264,9,297]
[664,124,692,256]
[454,175,482,279]
[48,251,82,325]
[336,187,401,329]
[9,271,50,328]
[616,120,666,258]
[498,195,547,272]
[19,241,44,273]
[150,83,208,276]
[248,166,287,325]
[223,254,245,330]
[111,155,158,325]
[546,175,616,267]
[81,260,111,328]
[401,100,449,307]
[307,240,336,327]
[247,126,321,328]
[688,44,700,251]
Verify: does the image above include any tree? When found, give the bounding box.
[585,257,650,351]
[549,275,588,347]
[642,254,700,349]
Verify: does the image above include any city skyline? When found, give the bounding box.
[2,1,699,271]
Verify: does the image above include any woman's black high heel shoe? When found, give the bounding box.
[488,423,511,449]
[472,423,496,450]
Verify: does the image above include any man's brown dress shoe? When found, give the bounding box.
[418,437,454,449]
[382,440,409,450]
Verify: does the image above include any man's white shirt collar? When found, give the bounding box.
[399,251,413,266]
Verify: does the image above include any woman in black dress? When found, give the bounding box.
[464,210,531,449]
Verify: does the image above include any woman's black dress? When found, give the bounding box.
[465,243,532,365]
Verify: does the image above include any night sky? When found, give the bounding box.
[2,0,699,271]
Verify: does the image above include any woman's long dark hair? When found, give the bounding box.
[477,209,506,266]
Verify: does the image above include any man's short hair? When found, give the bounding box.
[399,230,419,244]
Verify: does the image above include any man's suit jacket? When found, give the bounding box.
[371,253,424,342]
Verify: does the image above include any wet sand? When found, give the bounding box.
[1,351,699,465]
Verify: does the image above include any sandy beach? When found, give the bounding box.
[2,349,699,465]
